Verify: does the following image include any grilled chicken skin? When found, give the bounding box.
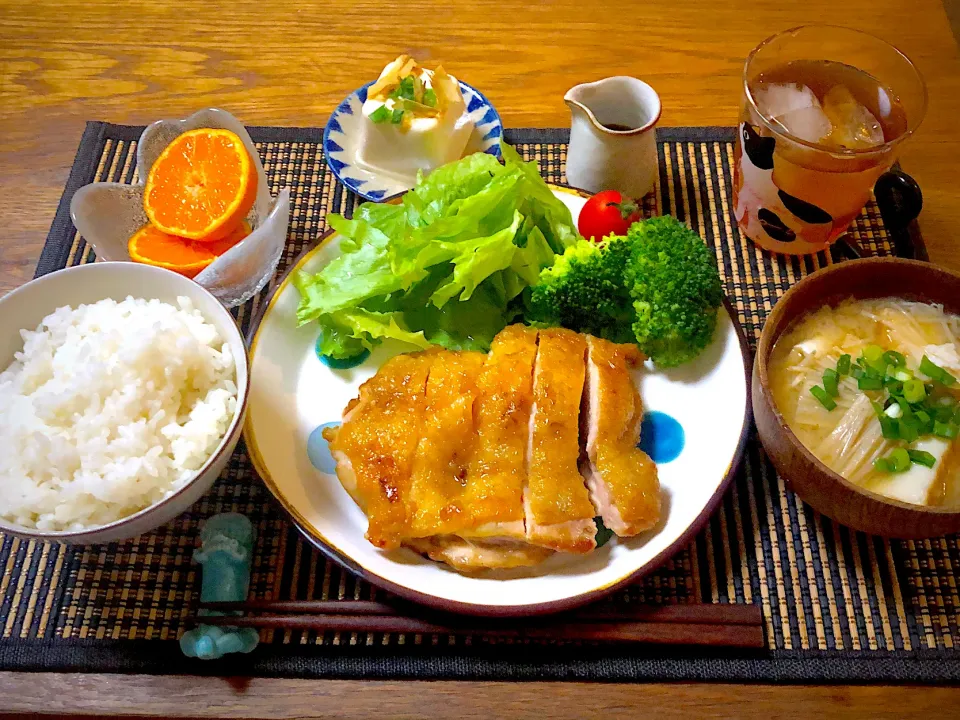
[323,353,433,549]
[524,328,598,553]
[326,327,661,573]
[459,324,539,541]
[404,328,548,570]
[581,336,660,536]
[407,351,486,538]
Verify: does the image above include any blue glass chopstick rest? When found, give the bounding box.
[180,513,259,659]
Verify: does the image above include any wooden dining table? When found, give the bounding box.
[2,0,960,716]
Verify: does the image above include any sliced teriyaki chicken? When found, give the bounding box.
[405,331,552,571]
[405,536,552,573]
[524,328,598,553]
[459,324,539,541]
[323,352,433,549]
[326,326,663,573]
[581,336,661,536]
[406,351,486,538]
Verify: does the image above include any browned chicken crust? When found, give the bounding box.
[525,328,597,553]
[325,326,660,572]
[581,336,661,536]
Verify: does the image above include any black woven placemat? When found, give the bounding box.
[1,123,958,683]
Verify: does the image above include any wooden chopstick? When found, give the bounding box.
[191,600,765,648]
[199,599,761,625]
[189,613,763,647]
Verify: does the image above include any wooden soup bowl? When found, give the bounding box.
[753,257,960,538]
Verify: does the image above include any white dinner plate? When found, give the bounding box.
[245,188,751,616]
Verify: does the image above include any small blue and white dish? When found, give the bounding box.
[323,80,503,202]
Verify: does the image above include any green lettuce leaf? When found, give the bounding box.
[294,144,579,358]
[312,308,432,359]
[430,210,523,306]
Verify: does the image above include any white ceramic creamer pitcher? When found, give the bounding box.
[564,77,662,198]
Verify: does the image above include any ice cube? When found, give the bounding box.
[754,83,821,120]
[773,106,833,144]
[820,85,885,149]
[755,82,832,143]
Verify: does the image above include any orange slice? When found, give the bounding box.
[143,128,257,241]
[128,221,252,278]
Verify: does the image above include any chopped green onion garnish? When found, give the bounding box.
[863,345,886,372]
[890,448,911,471]
[920,355,958,386]
[823,368,840,397]
[863,345,884,365]
[897,409,919,442]
[878,415,900,440]
[920,355,942,378]
[903,379,926,403]
[934,405,955,423]
[900,421,920,443]
[805,346,958,453]
[391,108,404,124]
[369,105,391,123]
[394,75,416,101]
[877,448,912,472]
[934,421,959,439]
[422,88,437,107]
[882,350,906,368]
[883,377,903,393]
[908,449,937,468]
[810,385,836,411]
[836,354,851,375]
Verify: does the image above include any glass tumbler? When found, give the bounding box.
[733,25,927,255]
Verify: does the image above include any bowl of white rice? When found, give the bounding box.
[0,262,249,543]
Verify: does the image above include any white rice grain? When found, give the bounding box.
[0,296,237,531]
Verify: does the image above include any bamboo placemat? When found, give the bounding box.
[1,124,958,682]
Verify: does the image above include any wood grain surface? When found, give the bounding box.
[2,672,960,719]
[2,0,960,716]
[2,0,960,297]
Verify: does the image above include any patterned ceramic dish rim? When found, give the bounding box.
[322,79,503,202]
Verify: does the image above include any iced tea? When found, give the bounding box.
[734,27,926,254]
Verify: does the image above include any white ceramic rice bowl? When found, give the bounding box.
[0,262,249,544]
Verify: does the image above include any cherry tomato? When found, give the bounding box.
[577,190,642,242]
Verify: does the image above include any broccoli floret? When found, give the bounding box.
[526,215,723,367]
[526,236,635,342]
[626,216,723,367]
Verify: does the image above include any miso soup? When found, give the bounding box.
[769,298,960,506]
